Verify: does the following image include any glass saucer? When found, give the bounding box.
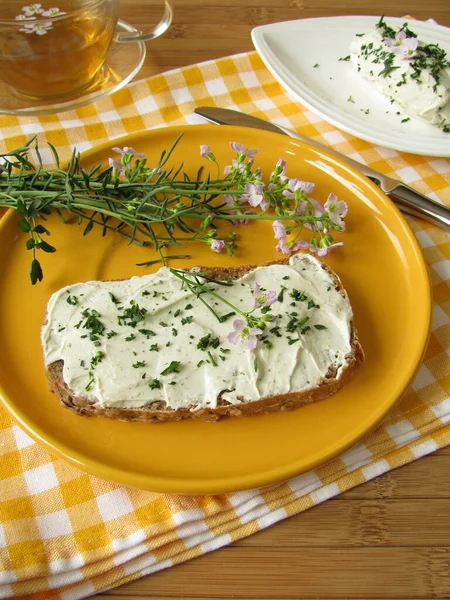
[0,20,146,116]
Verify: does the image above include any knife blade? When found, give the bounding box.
[194,106,450,230]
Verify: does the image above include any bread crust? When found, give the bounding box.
[44,256,364,422]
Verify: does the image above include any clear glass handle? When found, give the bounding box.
[114,0,173,43]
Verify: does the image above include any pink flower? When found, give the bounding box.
[200,144,211,157]
[276,239,293,254]
[292,239,317,253]
[22,4,43,17]
[224,159,245,175]
[316,241,344,257]
[282,178,315,200]
[227,320,262,351]
[111,146,146,159]
[210,239,225,253]
[230,142,258,158]
[272,220,287,241]
[304,199,325,230]
[240,183,268,210]
[108,158,126,177]
[20,20,52,34]
[253,282,278,309]
[42,7,66,17]
[324,193,348,227]
[232,210,254,227]
[223,194,234,206]
[385,31,418,59]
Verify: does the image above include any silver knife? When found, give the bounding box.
[194,106,450,230]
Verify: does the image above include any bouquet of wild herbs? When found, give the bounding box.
[0,135,348,284]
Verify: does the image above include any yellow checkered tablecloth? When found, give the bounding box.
[0,51,449,600]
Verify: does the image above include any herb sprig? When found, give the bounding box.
[0,137,348,284]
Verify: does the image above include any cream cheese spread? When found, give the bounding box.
[349,19,450,127]
[41,254,354,411]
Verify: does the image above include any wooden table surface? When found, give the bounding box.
[96,1,450,599]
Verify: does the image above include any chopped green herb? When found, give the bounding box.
[159,321,168,327]
[168,381,177,386]
[106,330,117,339]
[142,290,150,296]
[149,378,161,390]
[174,309,181,318]
[66,295,78,305]
[339,55,351,61]
[160,360,181,376]
[185,303,193,310]
[81,308,105,342]
[314,324,327,330]
[197,333,220,351]
[401,117,411,123]
[132,361,146,368]
[347,95,355,103]
[282,275,290,280]
[80,360,85,367]
[172,328,178,337]
[207,351,217,367]
[277,285,287,302]
[125,333,136,341]
[181,316,193,325]
[298,316,310,330]
[197,359,205,368]
[108,292,120,304]
[118,303,147,328]
[149,344,158,351]
[218,311,235,323]
[139,328,156,338]
[313,63,319,68]
[291,289,307,302]
[270,326,282,338]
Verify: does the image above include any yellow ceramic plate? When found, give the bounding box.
[0,125,430,494]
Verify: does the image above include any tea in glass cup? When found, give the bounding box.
[0,0,172,101]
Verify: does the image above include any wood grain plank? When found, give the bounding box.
[340,456,450,498]
[102,547,450,598]
[235,499,450,547]
[98,597,443,600]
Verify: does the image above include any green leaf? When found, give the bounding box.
[16,199,26,216]
[37,240,56,253]
[33,224,50,235]
[17,219,31,233]
[83,220,94,236]
[26,238,35,250]
[30,259,43,285]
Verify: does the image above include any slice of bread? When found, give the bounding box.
[43,256,364,422]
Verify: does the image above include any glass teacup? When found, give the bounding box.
[0,0,173,101]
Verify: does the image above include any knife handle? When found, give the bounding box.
[388,184,450,230]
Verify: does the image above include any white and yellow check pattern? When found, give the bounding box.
[0,52,449,600]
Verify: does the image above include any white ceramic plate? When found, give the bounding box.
[252,15,450,156]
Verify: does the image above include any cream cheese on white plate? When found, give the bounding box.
[350,18,450,127]
[41,254,354,412]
